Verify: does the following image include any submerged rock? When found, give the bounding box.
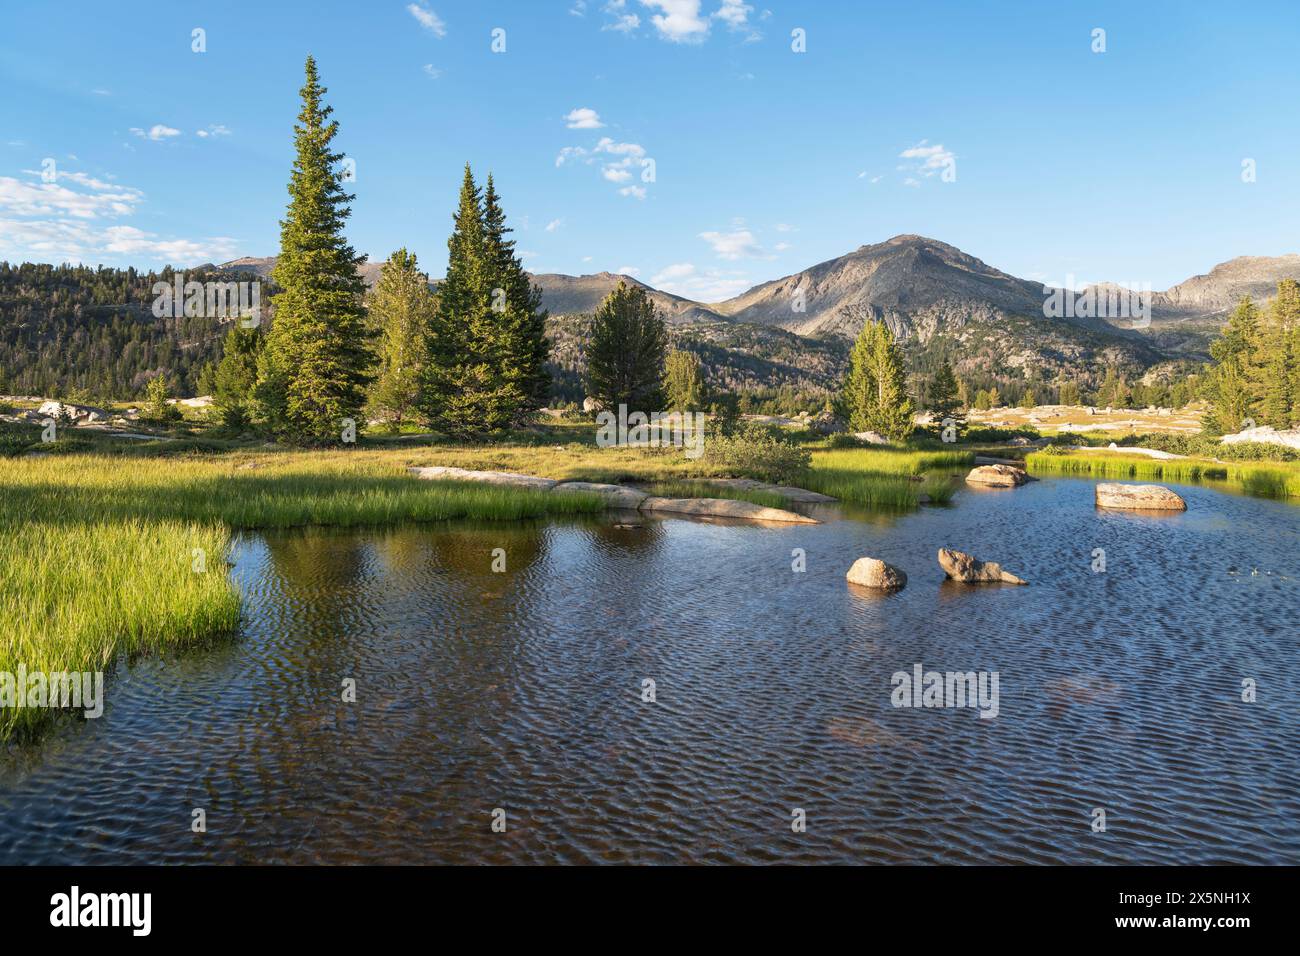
[937,548,1028,585]
[706,477,836,503]
[638,496,818,524]
[845,557,907,590]
[965,464,1030,488]
[1094,482,1186,511]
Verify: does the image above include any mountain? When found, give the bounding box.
[528,272,724,324]
[709,234,1075,340]
[1152,254,1300,321]
[214,259,722,324]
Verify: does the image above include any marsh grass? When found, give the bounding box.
[804,447,972,509]
[1025,450,1300,499]
[0,453,603,740]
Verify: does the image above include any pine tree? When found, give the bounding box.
[214,324,262,427]
[973,389,992,411]
[1256,280,1299,428]
[929,359,959,418]
[1058,380,1081,406]
[842,320,913,440]
[482,175,551,416]
[585,282,667,412]
[420,165,527,437]
[663,349,704,411]
[258,55,373,444]
[367,248,436,428]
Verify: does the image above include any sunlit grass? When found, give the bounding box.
[1024,450,1300,499]
[804,447,972,509]
[641,480,789,509]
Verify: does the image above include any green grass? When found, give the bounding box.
[804,447,972,509]
[1025,450,1300,499]
[0,453,603,741]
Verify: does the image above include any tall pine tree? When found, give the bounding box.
[367,248,436,428]
[420,165,525,437]
[258,55,372,444]
[585,282,667,412]
[482,175,551,418]
[842,320,913,440]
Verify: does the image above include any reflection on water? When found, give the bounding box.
[1,477,1297,864]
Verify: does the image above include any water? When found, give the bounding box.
[1,477,1297,864]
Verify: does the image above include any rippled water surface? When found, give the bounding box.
[2,476,1298,864]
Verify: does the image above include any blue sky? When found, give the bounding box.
[2,0,1298,300]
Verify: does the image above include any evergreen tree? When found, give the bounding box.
[1256,280,1299,428]
[585,282,667,412]
[663,349,705,411]
[987,385,1001,408]
[420,165,527,437]
[367,249,436,428]
[214,324,262,427]
[842,320,913,440]
[1058,380,1081,406]
[929,359,959,418]
[142,374,180,423]
[482,175,550,416]
[258,55,373,444]
[973,389,992,411]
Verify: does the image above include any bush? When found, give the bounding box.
[701,421,811,484]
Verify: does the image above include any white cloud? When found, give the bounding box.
[650,261,751,301]
[422,64,442,79]
[699,228,763,260]
[603,167,632,182]
[195,124,231,138]
[2,173,142,219]
[642,0,710,43]
[899,140,955,178]
[714,0,758,38]
[555,146,589,167]
[407,3,446,37]
[774,241,791,251]
[595,137,645,157]
[617,265,640,276]
[545,218,563,232]
[565,107,605,129]
[91,88,111,96]
[0,168,238,266]
[603,11,639,33]
[774,222,795,232]
[619,185,647,199]
[130,124,181,141]
[570,1,587,15]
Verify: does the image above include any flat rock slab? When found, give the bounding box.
[639,496,819,524]
[552,481,649,509]
[965,464,1031,487]
[938,547,1028,585]
[706,477,837,503]
[846,556,907,590]
[408,466,558,491]
[1095,482,1186,511]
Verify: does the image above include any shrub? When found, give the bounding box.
[702,421,811,484]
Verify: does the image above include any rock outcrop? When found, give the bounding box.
[937,548,1028,585]
[845,557,907,590]
[1094,483,1187,511]
[408,466,558,491]
[964,464,1030,487]
[552,481,648,509]
[705,478,836,503]
[1220,425,1300,451]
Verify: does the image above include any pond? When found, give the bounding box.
[1,476,1297,864]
